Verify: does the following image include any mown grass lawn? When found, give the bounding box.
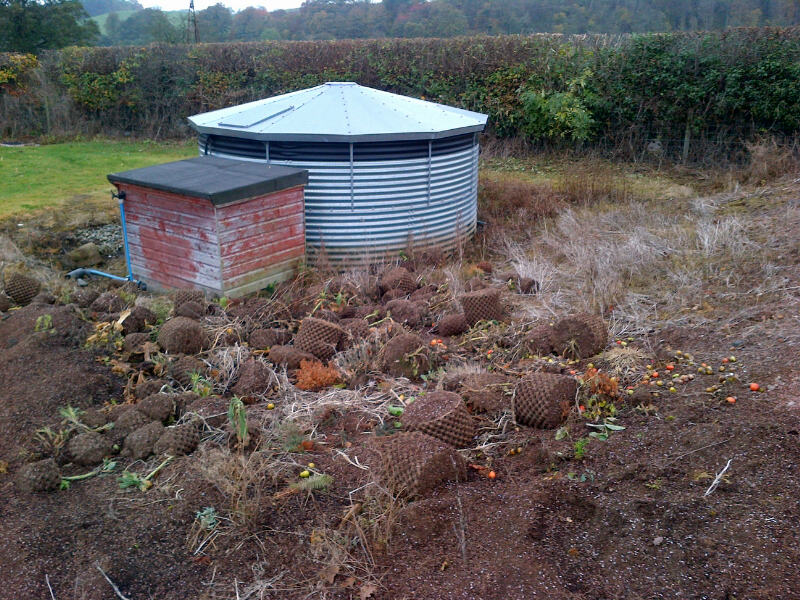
[0,139,195,219]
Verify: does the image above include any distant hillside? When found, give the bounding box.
[92,8,188,37]
[81,0,142,17]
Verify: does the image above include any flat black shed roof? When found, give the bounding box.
[108,156,308,206]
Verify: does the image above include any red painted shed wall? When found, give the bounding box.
[118,183,305,296]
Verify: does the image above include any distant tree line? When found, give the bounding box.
[2,0,800,51]
[0,0,98,52]
[97,0,800,46]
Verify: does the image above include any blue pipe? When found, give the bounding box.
[66,190,146,290]
[118,194,136,285]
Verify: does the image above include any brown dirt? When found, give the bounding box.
[1,173,799,600]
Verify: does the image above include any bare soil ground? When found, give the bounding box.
[0,160,798,600]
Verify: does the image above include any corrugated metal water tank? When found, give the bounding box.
[188,82,488,266]
[108,157,308,296]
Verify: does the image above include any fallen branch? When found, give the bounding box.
[704,458,733,497]
[95,563,131,600]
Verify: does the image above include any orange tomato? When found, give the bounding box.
[487,471,496,480]
[749,383,760,392]
[726,396,736,404]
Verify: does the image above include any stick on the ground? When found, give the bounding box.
[95,563,131,600]
[45,574,56,600]
[660,436,733,468]
[704,458,733,497]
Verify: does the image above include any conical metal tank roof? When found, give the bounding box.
[188,82,488,143]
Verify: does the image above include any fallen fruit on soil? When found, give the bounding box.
[749,382,760,391]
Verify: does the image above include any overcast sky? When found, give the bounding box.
[139,0,305,11]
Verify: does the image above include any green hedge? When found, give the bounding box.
[2,29,799,159]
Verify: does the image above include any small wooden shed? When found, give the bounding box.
[108,156,308,297]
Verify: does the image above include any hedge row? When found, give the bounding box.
[2,29,799,159]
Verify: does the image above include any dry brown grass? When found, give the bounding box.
[741,137,800,184]
[191,447,276,531]
[478,173,564,227]
[556,163,631,205]
[496,180,797,340]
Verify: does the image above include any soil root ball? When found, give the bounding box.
[168,355,206,388]
[232,358,275,397]
[134,378,169,399]
[267,345,314,369]
[123,332,150,354]
[4,273,41,307]
[113,409,151,441]
[379,266,417,294]
[122,421,165,460]
[513,373,578,429]
[121,305,157,335]
[525,323,558,356]
[552,313,608,359]
[157,317,207,355]
[154,423,200,456]
[295,317,344,361]
[437,312,469,337]
[16,458,61,493]
[459,372,515,415]
[338,318,370,350]
[186,396,229,427]
[67,432,114,466]
[80,408,108,429]
[137,393,177,422]
[90,291,125,314]
[313,308,340,323]
[32,291,56,305]
[249,328,291,349]
[381,288,408,303]
[403,390,476,448]
[385,299,421,329]
[0,292,12,312]
[373,431,467,499]
[381,333,430,379]
[459,287,502,325]
[352,304,386,324]
[172,289,205,311]
[175,301,205,320]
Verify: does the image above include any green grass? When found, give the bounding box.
[0,139,195,219]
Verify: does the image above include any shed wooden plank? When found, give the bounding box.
[223,253,304,289]
[125,213,217,245]
[222,240,305,279]
[125,201,218,234]
[128,223,220,262]
[217,186,304,219]
[216,201,303,230]
[220,221,304,257]
[131,263,218,292]
[130,255,220,290]
[217,213,304,245]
